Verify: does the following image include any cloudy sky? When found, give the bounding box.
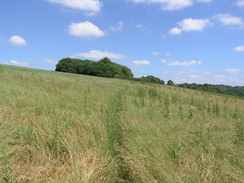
[0,0,244,85]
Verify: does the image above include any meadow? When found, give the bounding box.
[0,64,243,182]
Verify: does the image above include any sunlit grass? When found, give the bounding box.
[0,65,243,182]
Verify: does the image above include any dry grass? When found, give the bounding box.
[0,65,243,182]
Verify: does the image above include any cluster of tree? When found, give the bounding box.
[133,75,165,85]
[178,83,244,97]
[55,58,177,86]
[132,76,176,86]
[56,57,133,79]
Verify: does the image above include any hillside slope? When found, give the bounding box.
[0,65,243,182]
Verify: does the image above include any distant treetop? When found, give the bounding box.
[167,80,175,86]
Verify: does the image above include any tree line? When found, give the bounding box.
[55,58,243,97]
[56,57,173,85]
[178,83,244,97]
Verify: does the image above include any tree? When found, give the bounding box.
[99,57,112,63]
[56,57,133,79]
[137,75,165,85]
[167,80,175,86]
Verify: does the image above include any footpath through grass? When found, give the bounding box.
[0,65,243,182]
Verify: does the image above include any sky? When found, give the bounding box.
[0,0,244,86]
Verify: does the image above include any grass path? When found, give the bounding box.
[104,87,132,182]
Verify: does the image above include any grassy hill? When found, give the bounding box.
[0,64,243,183]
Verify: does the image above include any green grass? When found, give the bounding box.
[0,64,243,182]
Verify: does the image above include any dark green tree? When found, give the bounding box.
[137,75,164,85]
[56,57,133,79]
[99,57,112,63]
[167,80,175,86]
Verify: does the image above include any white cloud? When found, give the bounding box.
[204,71,212,75]
[196,0,212,2]
[168,60,202,66]
[8,60,29,66]
[9,35,27,46]
[165,51,171,56]
[161,59,168,64]
[47,0,102,15]
[72,50,127,60]
[189,74,199,78]
[152,52,160,55]
[214,14,244,26]
[132,60,150,66]
[173,70,198,75]
[130,0,192,10]
[234,45,244,52]
[130,0,211,11]
[135,24,143,28]
[162,0,193,10]
[169,27,182,35]
[162,71,170,75]
[225,69,240,74]
[236,0,244,7]
[213,75,226,80]
[69,21,105,37]
[43,59,58,65]
[169,18,210,35]
[110,21,124,32]
[161,70,198,75]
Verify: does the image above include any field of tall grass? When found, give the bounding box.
[0,64,243,182]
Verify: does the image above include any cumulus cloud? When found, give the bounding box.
[165,51,171,57]
[161,70,198,75]
[225,69,240,74]
[204,71,212,75]
[69,21,105,37]
[152,52,160,55]
[8,60,29,66]
[135,24,143,28]
[43,59,58,65]
[169,18,210,35]
[168,60,202,66]
[161,59,168,64]
[162,71,170,75]
[169,27,182,35]
[234,45,244,52]
[214,14,244,26]
[130,0,211,11]
[110,21,124,32]
[236,0,244,7]
[132,60,150,66]
[196,0,212,2]
[130,0,192,10]
[173,70,198,75]
[47,0,102,15]
[72,50,127,60]
[9,35,27,46]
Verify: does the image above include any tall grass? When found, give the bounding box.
[0,65,243,182]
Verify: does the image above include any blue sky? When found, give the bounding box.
[0,0,244,85]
